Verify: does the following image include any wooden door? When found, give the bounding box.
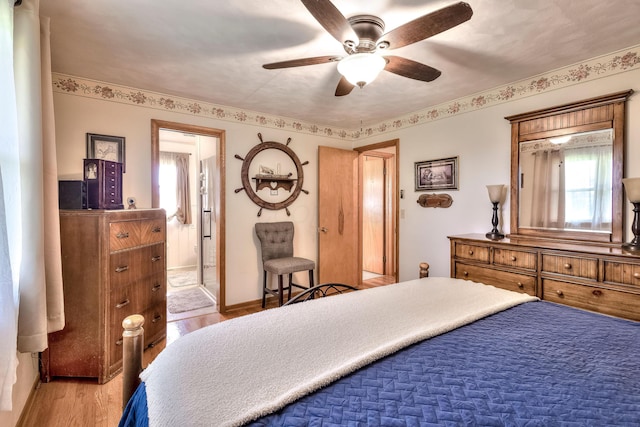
[362,156,384,274]
[318,146,359,285]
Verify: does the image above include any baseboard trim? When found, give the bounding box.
[15,374,40,427]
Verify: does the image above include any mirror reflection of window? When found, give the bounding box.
[519,129,613,232]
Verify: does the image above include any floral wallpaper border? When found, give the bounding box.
[52,44,639,141]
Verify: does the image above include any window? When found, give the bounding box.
[564,145,612,230]
[159,152,178,219]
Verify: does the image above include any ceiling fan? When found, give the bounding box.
[263,0,473,96]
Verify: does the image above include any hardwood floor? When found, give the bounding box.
[18,306,258,427]
[19,281,391,427]
[361,274,396,288]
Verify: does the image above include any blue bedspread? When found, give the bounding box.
[120,301,640,426]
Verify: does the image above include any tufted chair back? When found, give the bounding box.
[255,221,294,262]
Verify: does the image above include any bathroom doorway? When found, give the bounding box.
[151,120,226,313]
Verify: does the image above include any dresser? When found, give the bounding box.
[449,234,640,321]
[44,209,166,383]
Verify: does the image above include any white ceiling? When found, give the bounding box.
[40,0,640,129]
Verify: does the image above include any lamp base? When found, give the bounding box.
[486,231,505,240]
[621,242,640,253]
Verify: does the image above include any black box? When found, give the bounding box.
[58,180,87,209]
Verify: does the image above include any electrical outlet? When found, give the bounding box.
[270,189,278,196]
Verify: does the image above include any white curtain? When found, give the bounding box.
[0,0,64,410]
[530,149,565,228]
[174,153,192,225]
[564,145,612,230]
[159,152,192,225]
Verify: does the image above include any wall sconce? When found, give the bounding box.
[486,184,506,240]
[622,177,640,252]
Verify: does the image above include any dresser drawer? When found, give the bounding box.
[602,260,640,287]
[109,285,141,316]
[455,262,536,295]
[137,244,166,278]
[109,221,141,251]
[493,248,537,270]
[141,272,166,306]
[454,243,490,263]
[143,303,167,347]
[542,279,640,321]
[109,250,142,289]
[108,287,141,370]
[140,219,165,245]
[541,253,598,280]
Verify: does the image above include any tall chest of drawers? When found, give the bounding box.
[449,234,640,321]
[45,209,166,383]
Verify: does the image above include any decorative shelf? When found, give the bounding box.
[252,174,296,192]
[234,133,309,216]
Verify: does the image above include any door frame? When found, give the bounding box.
[151,119,227,312]
[355,139,399,283]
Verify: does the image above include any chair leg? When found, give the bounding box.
[278,275,284,306]
[288,273,293,301]
[308,269,314,288]
[262,270,268,308]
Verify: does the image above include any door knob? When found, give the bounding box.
[319,227,328,233]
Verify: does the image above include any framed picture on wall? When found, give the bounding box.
[86,133,126,172]
[415,156,459,191]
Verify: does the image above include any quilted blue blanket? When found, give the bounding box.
[121,301,640,426]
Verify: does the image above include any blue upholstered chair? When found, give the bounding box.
[255,221,315,307]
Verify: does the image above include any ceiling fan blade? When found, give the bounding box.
[300,0,358,45]
[263,55,341,69]
[335,76,355,96]
[378,2,473,50]
[384,56,441,82]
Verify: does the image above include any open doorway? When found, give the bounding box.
[356,140,398,288]
[151,120,226,313]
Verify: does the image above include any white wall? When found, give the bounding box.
[52,93,346,306]
[4,61,635,427]
[53,68,640,301]
[356,69,640,280]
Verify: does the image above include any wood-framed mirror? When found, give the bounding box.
[506,90,633,244]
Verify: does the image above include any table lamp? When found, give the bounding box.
[486,184,506,240]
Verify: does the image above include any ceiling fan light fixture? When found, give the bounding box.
[337,53,386,88]
[549,135,572,144]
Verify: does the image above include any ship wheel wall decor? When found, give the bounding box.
[234,133,309,216]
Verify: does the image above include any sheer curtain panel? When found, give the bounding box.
[0,0,64,410]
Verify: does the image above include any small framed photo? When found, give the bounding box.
[415,156,459,191]
[86,133,126,172]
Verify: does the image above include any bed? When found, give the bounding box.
[119,277,640,426]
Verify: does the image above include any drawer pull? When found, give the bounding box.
[151,255,162,262]
[152,226,162,233]
[634,272,640,279]
[115,265,129,273]
[152,282,162,292]
[556,290,564,296]
[115,299,130,309]
[563,263,572,269]
[463,271,469,277]
[115,338,123,346]
[151,314,163,323]
[517,282,524,289]
[116,232,130,239]
[592,289,603,297]
[511,256,517,261]
[468,250,474,256]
